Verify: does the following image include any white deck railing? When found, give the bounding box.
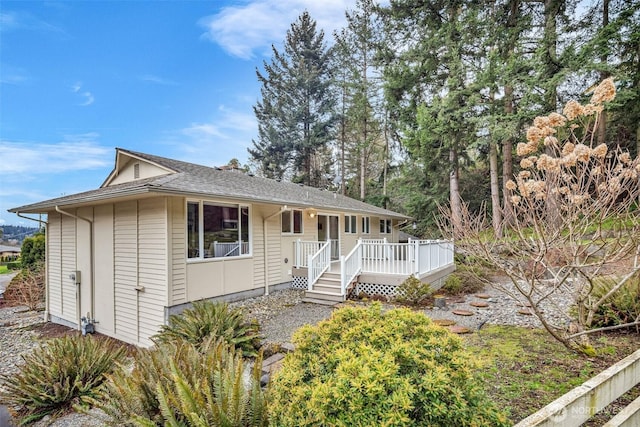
[308,241,331,290]
[294,240,326,267]
[209,241,249,258]
[340,243,363,295]
[413,239,454,276]
[295,238,455,294]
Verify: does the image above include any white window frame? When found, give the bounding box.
[281,209,303,234]
[362,216,370,234]
[345,215,357,234]
[379,218,392,234]
[187,200,251,261]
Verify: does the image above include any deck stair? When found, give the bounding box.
[303,271,346,303]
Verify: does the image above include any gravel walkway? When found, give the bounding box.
[0,283,575,426]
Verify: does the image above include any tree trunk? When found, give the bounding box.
[596,0,610,146]
[449,146,462,234]
[489,135,502,238]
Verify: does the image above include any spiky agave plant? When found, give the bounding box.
[153,300,260,357]
[0,335,126,425]
[92,338,268,427]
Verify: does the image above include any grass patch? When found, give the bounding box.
[0,265,9,274]
[463,325,640,423]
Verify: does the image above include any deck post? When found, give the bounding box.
[307,254,313,291]
[414,239,420,275]
[340,255,346,295]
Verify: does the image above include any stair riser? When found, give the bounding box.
[313,284,342,294]
[304,291,345,302]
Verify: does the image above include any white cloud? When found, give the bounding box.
[0,10,66,35]
[0,66,29,85]
[170,106,258,166]
[200,0,353,59]
[71,81,94,106]
[0,136,111,176]
[139,74,179,86]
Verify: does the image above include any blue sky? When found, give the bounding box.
[0,0,355,226]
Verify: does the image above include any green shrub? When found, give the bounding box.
[6,261,21,270]
[591,275,640,329]
[0,335,126,425]
[269,303,508,427]
[93,339,268,426]
[153,300,260,357]
[395,275,432,306]
[442,264,486,295]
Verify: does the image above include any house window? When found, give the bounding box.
[345,215,357,234]
[187,201,250,259]
[362,216,370,234]
[282,209,303,234]
[380,219,391,234]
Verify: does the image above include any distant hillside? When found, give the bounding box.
[1,225,40,244]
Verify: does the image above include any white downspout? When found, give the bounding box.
[55,206,94,329]
[262,206,288,296]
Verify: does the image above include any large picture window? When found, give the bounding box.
[187,201,250,259]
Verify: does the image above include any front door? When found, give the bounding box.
[317,214,339,260]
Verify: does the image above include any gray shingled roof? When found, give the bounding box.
[10,148,409,219]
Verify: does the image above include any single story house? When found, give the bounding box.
[0,245,20,261]
[10,148,453,347]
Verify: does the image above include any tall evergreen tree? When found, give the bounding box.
[334,0,387,201]
[378,0,486,232]
[249,12,336,187]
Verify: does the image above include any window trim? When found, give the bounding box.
[344,214,357,234]
[362,216,370,234]
[281,209,303,235]
[186,199,252,262]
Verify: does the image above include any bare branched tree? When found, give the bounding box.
[440,79,640,354]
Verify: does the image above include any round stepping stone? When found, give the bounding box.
[469,301,488,307]
[448,325,472,334]
[452,309,474,316]
[518,308,533,315]
[470,301,489,308]
[448,297,466,304]
[475,293,490,299]
[433,319,456,327]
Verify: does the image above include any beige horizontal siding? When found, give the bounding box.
[61,214,76,321]
[170,198,186,303]
[47,212,62,317]
[137,198,167,347]
[114,201,138,344]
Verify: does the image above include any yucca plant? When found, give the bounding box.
[0,335,126,425]
[92,338,268,426]
[153,300,260,357]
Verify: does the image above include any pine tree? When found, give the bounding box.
[249,12,336,187]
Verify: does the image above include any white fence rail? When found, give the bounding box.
[515,349,640,426]
[295,238,455,295]
[308,241,331,290]
[340,244,363,295]
[295,240,326,267]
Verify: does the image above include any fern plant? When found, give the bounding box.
[153,300,260,357]
[0,335,126,425]
[92,338,268,426]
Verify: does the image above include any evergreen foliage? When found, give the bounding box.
[93,339,267,427]
[269,303,509,426]
[249,11,336,187]
[19,233,45,271]
[0,336,126,425]
[153,300,260,357]
[394,275,432,306]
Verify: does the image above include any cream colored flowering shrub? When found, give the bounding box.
[441,78,640,354]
